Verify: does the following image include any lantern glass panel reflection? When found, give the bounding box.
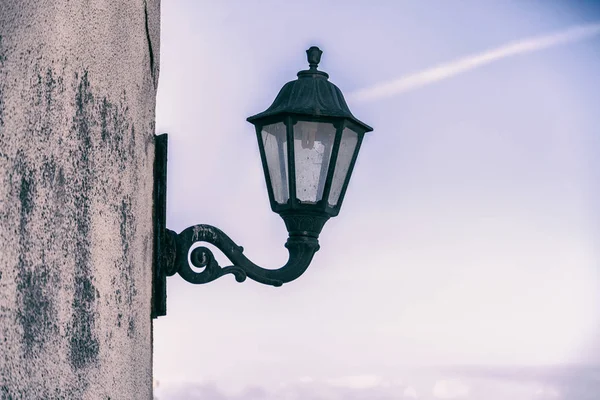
[261,122,289,204]
[293,121,336,204]
[328,127,359,206]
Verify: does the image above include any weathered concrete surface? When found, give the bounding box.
[0,1,160,398]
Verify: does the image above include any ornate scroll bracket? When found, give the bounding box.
[152,134,321,318]
[165,225,284,287]
[166,225,252,285]
[152,223,320,318]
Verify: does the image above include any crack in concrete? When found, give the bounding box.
[143,0,156,88]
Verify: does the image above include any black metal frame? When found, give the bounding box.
[152,133,170,318]
[151,46,372,319]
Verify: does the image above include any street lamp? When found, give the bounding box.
[153,46,373,318]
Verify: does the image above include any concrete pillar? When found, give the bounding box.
[0,1,160,398]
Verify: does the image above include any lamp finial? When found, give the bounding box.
[306,46,323,70]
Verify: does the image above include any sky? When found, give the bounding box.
[153,1,600,398]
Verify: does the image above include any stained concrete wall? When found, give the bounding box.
[0,1,160,398]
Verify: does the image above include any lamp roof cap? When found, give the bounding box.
[247,46,373,132]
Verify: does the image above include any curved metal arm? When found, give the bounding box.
[165,225,320,287]
[152,134,328,317]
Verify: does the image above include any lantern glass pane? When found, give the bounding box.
[261,122,289,204]
[293,121,336,204]
[328,127,358,206]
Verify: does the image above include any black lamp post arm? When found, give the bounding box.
[165,224,320,287]
[151,134,324,318]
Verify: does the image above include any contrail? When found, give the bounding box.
[349,23,600,103]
